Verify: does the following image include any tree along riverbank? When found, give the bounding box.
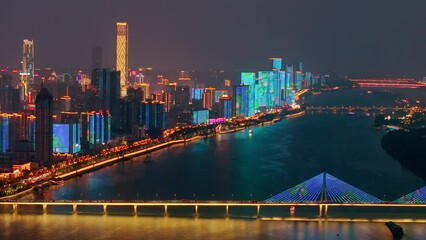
[381,128,426,182]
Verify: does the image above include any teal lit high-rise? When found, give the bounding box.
[241,72,257,116]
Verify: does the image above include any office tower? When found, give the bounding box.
[203,87,215,109]
[140,100,166,135]
[241,72,256,115]
[0,114,9,152]
[304,72,312,88]
[0,86,20,112]
[174,86,190,109]
[136,83,150,100]
[219,95,232,119]
[285,65,294,104]
[116,22,128,98]
[35,88,53,166]
[163,83,176,106]
[20,39,34,102]
[177,70,193,89]
[92,47,103,70]
[92,68,120,111]
[0,113,26,153]
[202,91,213,109]
[233,85,250,116]
[52,123,81,154]
[161,92,173,112]
[191,88,204,101]
[192,109,209,125]
[279,71,287,105]
[257,71,274,108]
[271,58,283,70]
[295,71,303,91]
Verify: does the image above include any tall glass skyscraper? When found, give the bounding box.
[116,22,128,98]
[35,88,53,166]
[21,39,34,102]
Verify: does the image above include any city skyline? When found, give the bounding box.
[0,0,425,77]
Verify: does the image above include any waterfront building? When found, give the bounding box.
[241,72,257,115]
[0,113,29,153]
[285,65,294,103]
[257,71,274,108]
[192,109,209,125]
[140,100,166,134]
[52,123,81,154]
[116,22,128,98]
[35,88,53,166]
[0,114,9,153]
[20,39,34,102]
[233,85,250,116]
[304,72,312,88]
[295,71,303,91]
[218,95,232,119]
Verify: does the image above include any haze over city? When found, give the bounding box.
[1,1,426,239]
[1,0,426,76]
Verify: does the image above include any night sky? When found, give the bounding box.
[1,0,425,76]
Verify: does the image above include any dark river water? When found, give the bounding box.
[2,88,426,240]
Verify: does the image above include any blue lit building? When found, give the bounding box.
[140,100,166,133]
[241,72,256,115]
[52,123,81,154]
[295,71,303,91]
[191,88,203,100]
[219,95,232,119]
[233,85,250,116]
[192,109,209,125]
[0,115,9,153]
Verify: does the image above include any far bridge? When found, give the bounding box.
[306,106,407,113]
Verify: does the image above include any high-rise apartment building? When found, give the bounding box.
[35,88,53,166]
[21,39,34,102]
[116,22,128,98]
[140,100,165,135]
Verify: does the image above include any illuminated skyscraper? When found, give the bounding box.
[140,100,165,136]
[241,72,256,115]
[219,95,232,119]
[35,88,53,166]
[233,85,250,116]
[116,22,128,98]
[21,39,34,102]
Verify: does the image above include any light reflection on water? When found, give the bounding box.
[2,213,425,240]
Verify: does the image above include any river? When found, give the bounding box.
[2,88,426,239]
